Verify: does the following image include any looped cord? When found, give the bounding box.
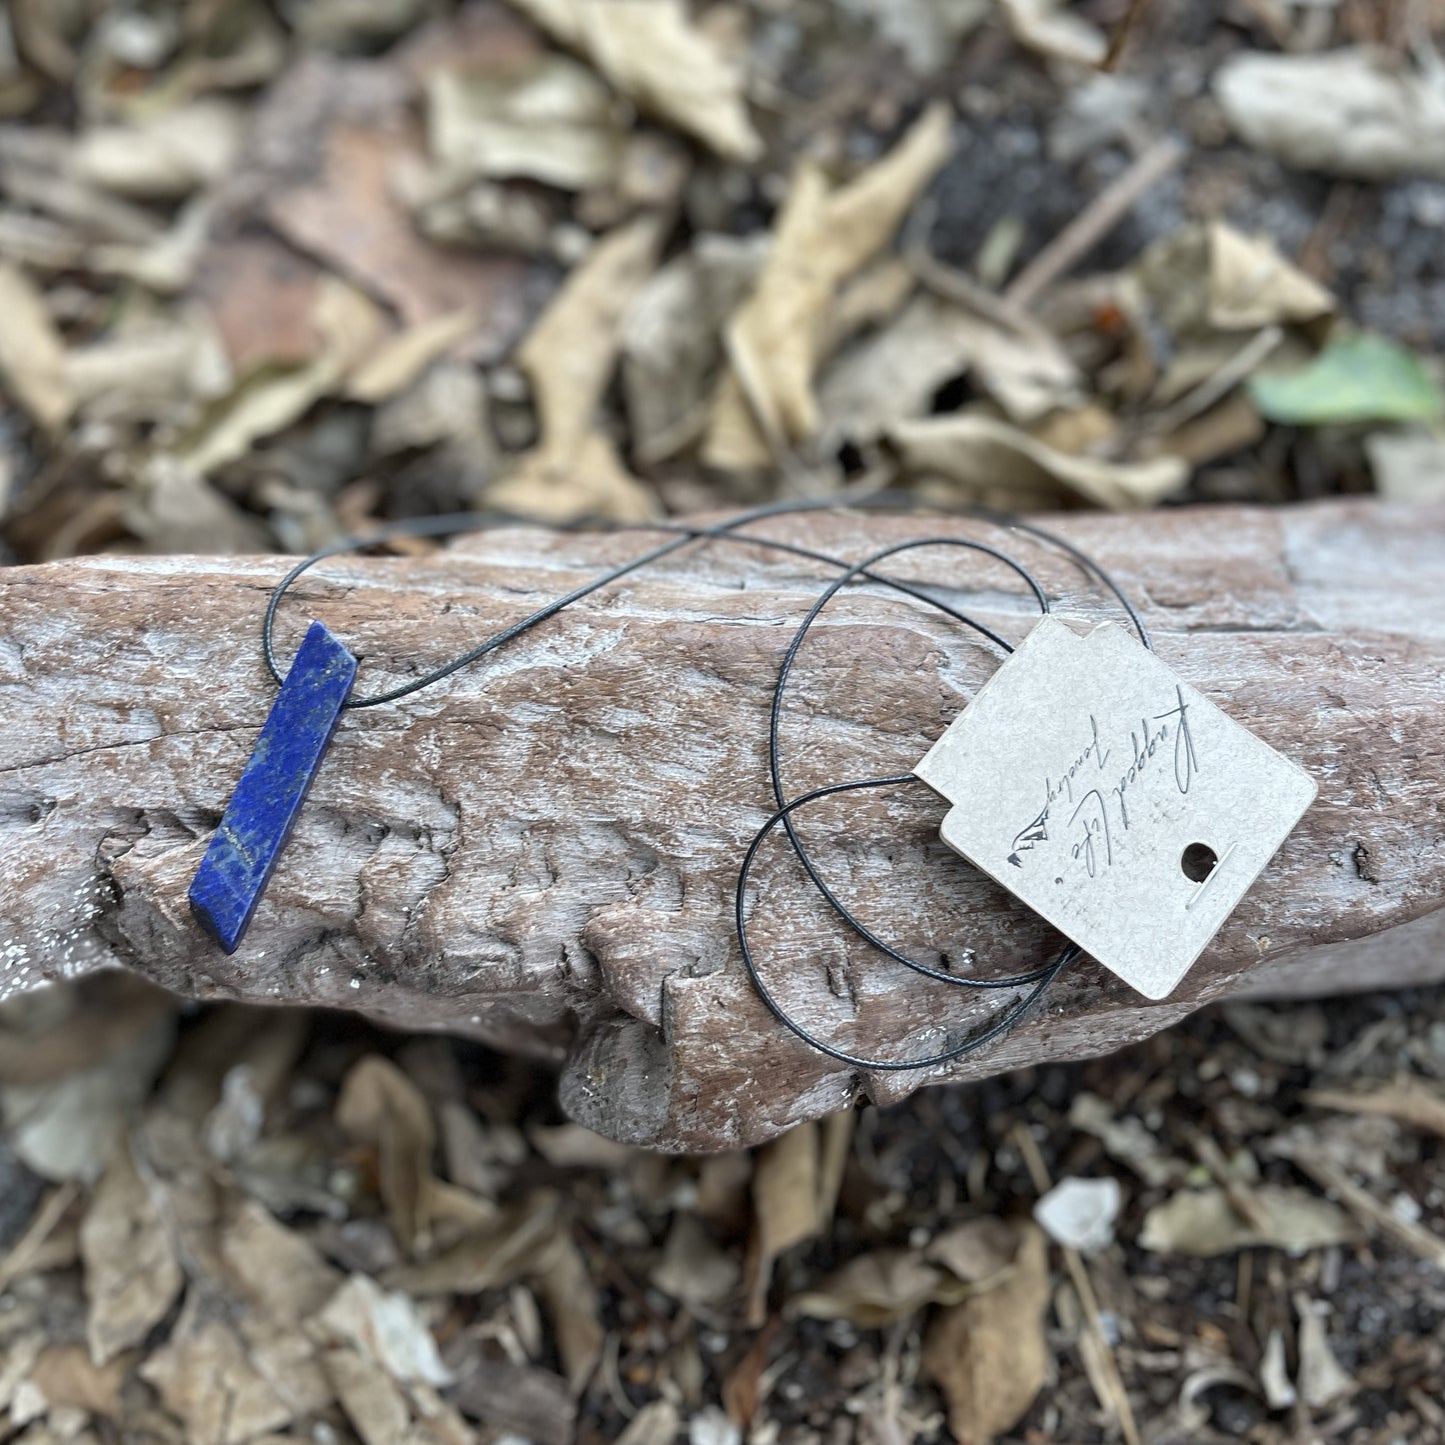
[260,495,1149,1071]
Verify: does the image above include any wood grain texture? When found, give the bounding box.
[0,499,1441,1149]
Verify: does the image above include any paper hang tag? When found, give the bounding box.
[915,617,1316,1001]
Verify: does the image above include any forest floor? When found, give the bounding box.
[2,1,1444,1442]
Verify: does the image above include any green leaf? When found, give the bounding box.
[1248,333,1444,426]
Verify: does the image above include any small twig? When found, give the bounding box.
[1234,0,1294,50]
[1011,1124,1142,1445]
[1005,137,1186,310]
[0,1181,79,1294]
[1190,1133,1271,1233]
[1146,325,1284,437]
[1102,0,1151,72]
[1298,184,1357,283]
[1294,1155,1445,1271]
[903,196,1060,346]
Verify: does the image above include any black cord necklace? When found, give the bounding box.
[191,496,1155,1070]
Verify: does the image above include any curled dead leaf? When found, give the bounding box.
[336,1055,443,1257]
[80,1142,184,1366]
[427,55,625,191]
[385,1193,562,1295]
[504,0,760,162]
[704,103,954,469]
[891,412,1187,510]
[923,1223,1050,1445]
[790,1249,947,1327]
[519,213,665,461]
[999,0,1107,66]
[1136,222,1334,338]
[0,261,70,433]
[818,291,1080,444]
[141,1295,296,1445]
[1139,1184,1357,1257]
[622,233,766,464]
[73,100,246,200]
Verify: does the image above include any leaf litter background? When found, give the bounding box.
[2,1,1445,1442]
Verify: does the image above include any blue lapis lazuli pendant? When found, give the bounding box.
[189,621,359,953]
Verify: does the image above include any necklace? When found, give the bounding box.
[188,498,1314,1070]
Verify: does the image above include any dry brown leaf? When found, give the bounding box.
[369,359,498,514]
[1145,393,1266,469]
[616,1401,682,1445]
[127,460,273,555]
[427,55,625,190]
[504,0,760,161]
[0,976,174,1089]
[1136,223,1333,340]
[3,1012,175,1182]
[791,1250,947,1327]
[0,261,69,433]
[336,1055,443,1257]
[324,1346,411,1445]
[64,310,232,427]
[192,237,327,373]
[346,311,478,406]
[449,1354,575,1445]
[176,276,384,477]
[259,60,529,346]
[489,429,658,522]
[744,1121,821,1325]
[1294,1294,1355,1408]
[999,0,1107,66]
[1206,222,1335,330]
[622,233,766,463]
[385,1193,562,1295]
[926,1217,1020,1285]
[501,212,664,521]
[0,1334,44,1416]
[520,214,665,462]
[311,1274,451,1388]
[141,1296,296,1445]
[533,1231,604,1392]
[237,1319,334,1427]
[651,1214,741,1309]
[30,1346,128,1418]
[923,1223,1050,1445]
[891,412,1187,510]
[1068,1093,1181,1188]
[823,257,917,354]
[74,100,246,199]
[753,1122,821,1255]
[704,103,953,468]
[81,1141,184,1366]
[219,1200,343,1324]
[1139,1184,1357,1257]
[695,1151,753,1225]
[1305,1077,1445,1139]
[528,1121,637,1169]
[818,291,1080,443]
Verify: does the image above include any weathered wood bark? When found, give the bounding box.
[1,500,1441,1149]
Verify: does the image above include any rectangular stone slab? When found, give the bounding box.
[188,620,358,953]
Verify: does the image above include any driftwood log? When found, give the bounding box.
[1,499,1441,1150]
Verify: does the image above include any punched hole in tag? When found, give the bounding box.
[1180,842,1219,883]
